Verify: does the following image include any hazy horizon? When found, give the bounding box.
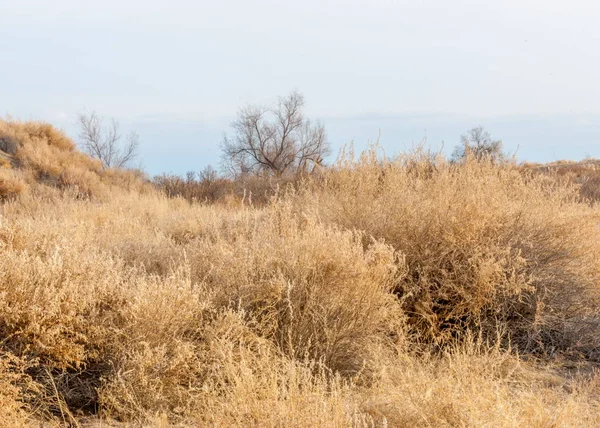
[24,112,596,176]
[2,0,600,174]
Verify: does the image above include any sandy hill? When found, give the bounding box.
[0,119,145,200]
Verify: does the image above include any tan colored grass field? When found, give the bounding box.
[1,120,599,427]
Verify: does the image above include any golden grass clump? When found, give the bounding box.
[0,168,28,199]
[0,122,599,426]
[188,201,406,375]
[296,147,600,355]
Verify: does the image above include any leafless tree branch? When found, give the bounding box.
[221,91,330,177]
[77,111,140,169]
[451,126,505,163]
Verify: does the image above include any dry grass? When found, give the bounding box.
[524,158,600,203]
[297,147,600,356]
[1,123,600,426]
[0,168,28,199]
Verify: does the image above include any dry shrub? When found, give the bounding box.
[581,175,600,202]
[524,158,600,203]
[154,171,236,203]
[95,202,404,421]
[0,223,131,421]
[188,201,405,376]
[101,167,149,194]
[192,311,369,427]
[154,170,302,206]
[296,147,600,355]
[101,308,372,427]
[0,352,37,427]
[94,262,214,421]
[0,240,118,370]
[0,168,28,199]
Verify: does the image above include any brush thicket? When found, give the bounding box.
[1,123,599,426]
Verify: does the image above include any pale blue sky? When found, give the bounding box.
[2,0,600,174]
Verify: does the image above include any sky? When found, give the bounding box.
[2,0,600,175]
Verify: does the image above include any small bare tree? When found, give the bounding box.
[452,126,506,163]
[221,91,329,177]
[451,126,505,163]
[77,111,140,169]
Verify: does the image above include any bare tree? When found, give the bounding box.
[77,111,140,169]
[221,91,330,177]
[451,126,505,163]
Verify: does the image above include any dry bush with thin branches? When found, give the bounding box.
[187,201,406,376]
[154,169,235,203]
[296,146,600,355]
[154,167,303,206]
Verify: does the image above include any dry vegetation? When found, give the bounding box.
[524,158,600,203]
[0,119,147,201]
[1,119,600,426]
